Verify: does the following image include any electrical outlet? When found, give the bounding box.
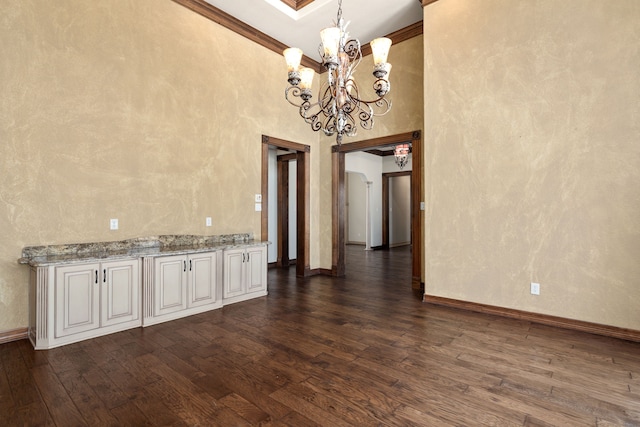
[530,282,540,295]
[255,194,262,203]
[206,217,212,227]
[110,219,118,230]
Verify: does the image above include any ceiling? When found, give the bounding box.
[201,0,425,63]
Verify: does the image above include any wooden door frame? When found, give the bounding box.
[276,152,297,267]
[332,130,423,289]
[261,136,311,277]
[382,171,412,249]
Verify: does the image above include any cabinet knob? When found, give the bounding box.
[95,270,98,284]
[103,269,106,283]
[183,260,187,272]
[189,260,192,271]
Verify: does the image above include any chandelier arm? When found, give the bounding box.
[344,79,391,105]
[285,86,306,108]
[343,39,361,61]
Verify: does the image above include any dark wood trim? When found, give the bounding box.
[277,159,290,268]
[261,143,269,243]
[278,153,298,162]
[409,131,423,290]
[361,21,423,58]
[382,173,389,248]
[262,136,311,277]
[279,0,315,11]
[365,147,412,157]
[332,149,346,277]
[296,149,311,277]
[0,327,28,345]
[332,130,423,289]
[264,135,311,153]
[332,132,415,153]
[423,295,640,343]
[308,268,333,276]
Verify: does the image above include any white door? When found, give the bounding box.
[55,263,100,338]
[154,255,188,317]
[246,246,267,294]
[188,252,217,308]
[223,248,245,298]
[101,259,140,327]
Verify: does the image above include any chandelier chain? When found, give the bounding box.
[337,0,342,22]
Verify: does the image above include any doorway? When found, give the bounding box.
[332,131,423,289]
[261,135,311,277]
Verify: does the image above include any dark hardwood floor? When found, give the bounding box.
[2,245,639,426]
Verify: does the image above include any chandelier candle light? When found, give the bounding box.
[283,0,392,145]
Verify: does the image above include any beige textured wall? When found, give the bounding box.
[424,0,640,329]
[318,36,425,268]
[0,0,316,331]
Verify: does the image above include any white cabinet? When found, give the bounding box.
[25,239,267,350]
[30,258,141,350]
[143,251,222,326]
[54,263,100,338]
[223,245,267,304]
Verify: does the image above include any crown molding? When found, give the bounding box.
[172,0,424,74]
[279,0,316,11]
[172,0,323,71]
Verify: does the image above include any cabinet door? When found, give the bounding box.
[188,252,218,308]
[101,259,140,327]
[154,255,188,317]
[55,263,100,338]
[246,246,267,294]
[223,248,245,298]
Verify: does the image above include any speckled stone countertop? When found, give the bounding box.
[19,234,268,266]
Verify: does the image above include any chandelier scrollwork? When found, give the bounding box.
[283,0,392,145]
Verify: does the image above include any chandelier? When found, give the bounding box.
[394,143,410,169]
[283,0,392,145]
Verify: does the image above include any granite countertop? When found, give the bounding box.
[19,234,268,266]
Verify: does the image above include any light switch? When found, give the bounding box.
[255,203,262,212]
[110,219,118,230]
[255,194,262,203]
[206,217,212,227]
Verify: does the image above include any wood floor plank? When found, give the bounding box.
[1,347,43,408]
[269,384,355,427]
[218,392,271,425]
[31,364,86,426]
[56,368,120,425]
[81,366,130,410]
[109,400,153,426]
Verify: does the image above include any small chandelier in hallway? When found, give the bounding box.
[394,143,410,169]
[283,0,392,145]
